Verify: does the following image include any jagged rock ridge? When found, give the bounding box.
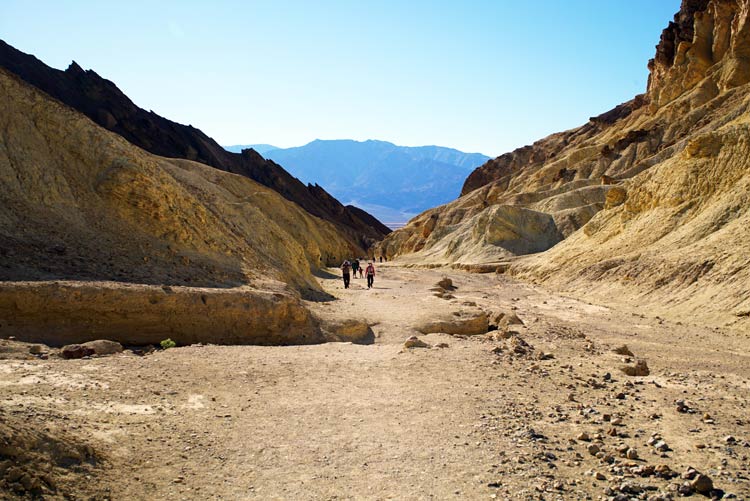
[375,0,750,329]
[0,40,390,249]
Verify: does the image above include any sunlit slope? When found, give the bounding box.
[0,68,359,292]
[375,0,750,327]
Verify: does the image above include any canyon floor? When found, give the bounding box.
[1,265,749,500]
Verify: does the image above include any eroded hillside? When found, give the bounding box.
[0,67,370,345]
[375,0,750,329]
[0,40,391,249]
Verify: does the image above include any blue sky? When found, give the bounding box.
[1,1,679,156]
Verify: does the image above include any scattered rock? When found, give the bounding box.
[435,277,455,290]
[621,359,649,376]
[81,339,123,356]
[653,440,669,452]
[678,482,694,496]
[691,473,713,494]
[683,467,699,480]
[28,344,45,355]
[61,344,96,359]
[403,336,431,349]
[654,464,676,479]
[415,309,488,336]
[675,399,693,413]
[488,310,525,330]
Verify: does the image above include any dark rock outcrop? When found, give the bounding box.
[0,40,390,248]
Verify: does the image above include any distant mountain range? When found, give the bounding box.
[225,140,490,225]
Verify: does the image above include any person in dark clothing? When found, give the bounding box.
[365,262,375,289]
[379,256,383,263]
[352,259,360,278]
[341,260,351,289]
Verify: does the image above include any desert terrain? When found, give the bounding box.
[2,1,750,499]
[2,264,748,500]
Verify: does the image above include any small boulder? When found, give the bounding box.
[81,340,123,356]
[415,309,488,336]
[621,359,649,376]
[28,344,45,355]
[691,473,713,494]
[435,277,455,290]
[653,440,669,452]
[61,344,95,359]
[404,336,431,349]
[488,310,524,330]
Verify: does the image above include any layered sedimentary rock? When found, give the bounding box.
[376,0,750,328]
[0,67,370,344]
[0,40,390,248]
[0,281,322,346]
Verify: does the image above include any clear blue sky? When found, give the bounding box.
[1,0,679,156]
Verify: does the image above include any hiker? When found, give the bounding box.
[379,256,383,263]
[352,258,360,278]
[365,261,375,289]
[358,261,364,278]
[341,259,351,289]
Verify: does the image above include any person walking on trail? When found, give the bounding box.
[358,260,364,278]
[341,259,352,289]
[352,259,360,278]
[365,262,375,289]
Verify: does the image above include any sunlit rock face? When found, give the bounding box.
[375,0,750,328]
[0,67,371,344]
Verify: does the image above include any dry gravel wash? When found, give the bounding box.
[1,265,749,500]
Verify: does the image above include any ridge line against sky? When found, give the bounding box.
[0,0,680,157]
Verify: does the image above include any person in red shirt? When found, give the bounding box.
[365,262,375,289]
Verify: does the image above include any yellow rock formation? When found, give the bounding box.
[0,68,366,344]
[375,0,750,328]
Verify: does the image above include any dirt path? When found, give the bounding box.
[1,265,749,499]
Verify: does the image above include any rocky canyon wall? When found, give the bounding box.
[375,0,750,329]
[0,68,371,344]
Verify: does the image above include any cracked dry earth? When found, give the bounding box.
[1,265,749,500]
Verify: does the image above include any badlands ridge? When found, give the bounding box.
[0,0,748,499]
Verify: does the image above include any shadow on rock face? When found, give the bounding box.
[301,287,337,302]
[312,268,340,280]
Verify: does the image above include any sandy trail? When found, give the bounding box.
[1,265,749,500]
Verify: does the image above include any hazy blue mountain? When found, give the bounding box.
[234,139,489,226]
[224,144,280,155]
